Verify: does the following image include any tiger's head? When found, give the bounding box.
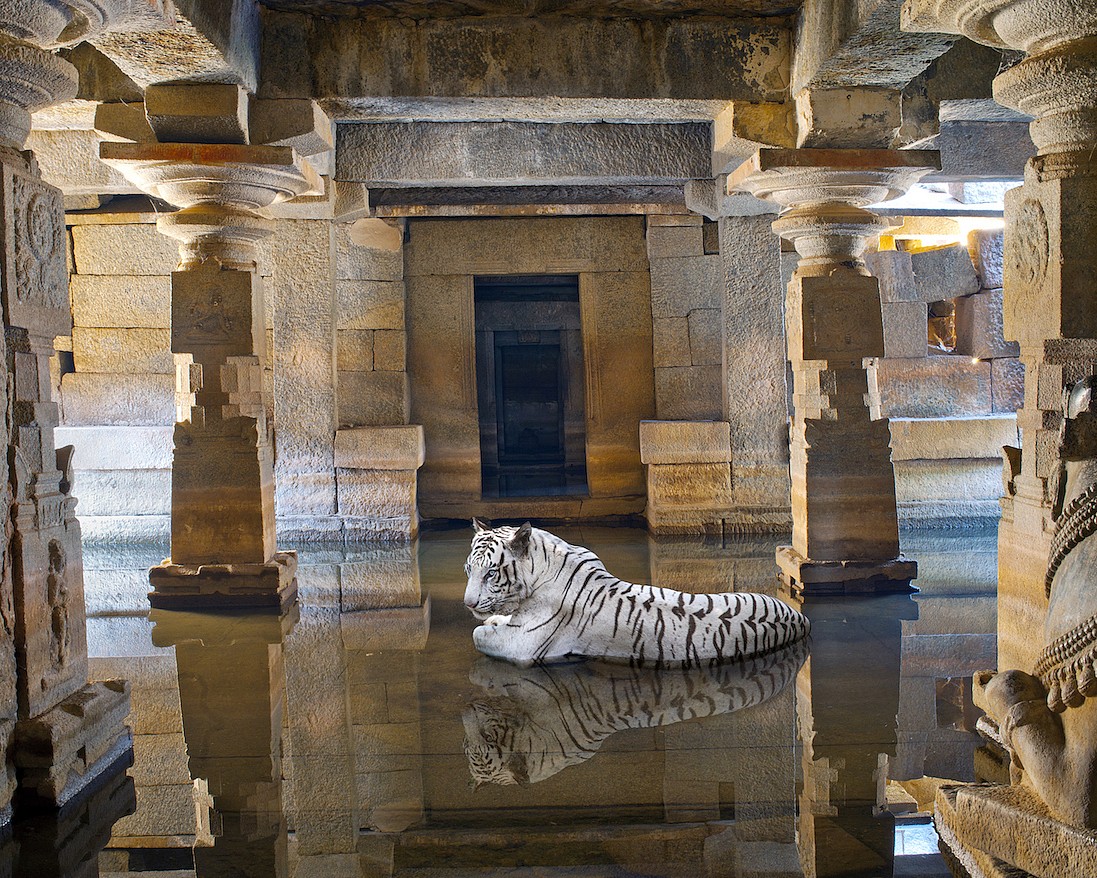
[463,518,534,620]
[462,700,530,787]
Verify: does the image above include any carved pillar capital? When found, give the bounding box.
[728,149,939,269]
[904,0,1097,156]
[101,142,323,270]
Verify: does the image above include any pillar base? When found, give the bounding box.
[935,783,1097,878]
[14,680,132,810]
[148,551,298,610]
[776,546,917,597]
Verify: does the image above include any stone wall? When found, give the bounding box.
[405,216,654,522]
[867,228,1022,524]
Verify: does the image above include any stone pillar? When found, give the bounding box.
[151,609,295,878]
[101,90,328,609]
[905,0,1097,672]
[0,1,165,813]
[728,150,937,595]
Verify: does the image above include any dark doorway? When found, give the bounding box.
[474,275,587,498]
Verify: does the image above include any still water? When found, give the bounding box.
[50,526,997,877]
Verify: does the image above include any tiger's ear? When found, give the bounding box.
[472,516,491,533]
[509,522,533,557]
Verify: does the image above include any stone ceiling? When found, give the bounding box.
[255,0,799,19]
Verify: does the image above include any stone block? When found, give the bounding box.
[373,330,406,371]
[954,289,1019,360]
[650,256,722,318]
[347,218,403,250]
[338,371,410,427]
[56,425,173,470]
[895,458,1003,502]
[796,87,901,149]
[874,357,992,418]
[339,552,421,612]
[653,318,691,367]
[687,309,721,365]
[655,366,722,421]
[26,129,141,196]
[249,99,332,155]
[647,224,703,259]
[865,250,918,304]
[60,373,174,426]
[131,733,192,786]
[74,469,171,515]
[647,463,732,507]
[144,83,249,144]
[702,221,719,254]
[71,224,178,276]
[336,470,417,521]
[889,415,1018,461]
[337,329,373,372]
[991,357,1025,414]
[337,280,406,330]
[336,227,403,281]
[909,245,980,301]
[70,275,171,329]
[72,327,172,374]
[639,420,731,465]
[881,302,928,359]
[93,101,155,143]
[334,426,425,470]
[968,228,1004,289]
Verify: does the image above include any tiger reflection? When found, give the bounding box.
[462,639,807,787]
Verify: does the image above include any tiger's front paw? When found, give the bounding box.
[484,614,511,628]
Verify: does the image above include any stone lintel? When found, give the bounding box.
[261,16,789,103]
[368,184,688,217]
[776,546,918,596]
[335,121,711,186]
[334,425,425,471]
[148,551,299,611]
[639,420,731,465]
[144,82,250,145]
[889,415,1019,461]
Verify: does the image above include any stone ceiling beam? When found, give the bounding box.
[335,121,711,187]
[260,12,790,103]
[90,0,260,90]
[793,0,958,93]
[365,184,688,218]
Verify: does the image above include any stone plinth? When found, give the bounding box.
[335,426,425,540]
[728,149,936,592]
[147,551,298,611]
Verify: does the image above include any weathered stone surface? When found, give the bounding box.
[60,373,174,426]
[336,122,711,185]
[655,366,722,421]
[71,224,178,275]
[56,425,173,470]
[73,470,171,516]
[889,415,1019,461]
[262,16,790,103]
[26,129,140,195]
[991,357,1024,414]
[909,244,980,301]
[895,458,1003,502]
[968,227,1004,288]
[336,227,403,281]
[646,223,704,259]
[373,330,405,371]
[336,470,417,522]
[639,420,731,465]
[874,356,992,418]
[647,463,732,507]
[250,98,333,155]
[687,309,721,365]
[865,249,918,304]
[144,82,249,144]
[338,370,410,427]
[337,329,373,372]
[796,87,902,149]
[406,216,647,276]
[653,317,691,367]
[334,426,424,470]
[954,289,1019,359]
[337,281,405,330]
[650,256,722,318]
[881,301,928,358]
[72,327,172,374]
[93,100,156,143]
[70,275,170,329]
[930,120,1034,181]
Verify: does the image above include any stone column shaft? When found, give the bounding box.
[729,150,937,595]
[103,133,324,609]
[905,0,1097,671]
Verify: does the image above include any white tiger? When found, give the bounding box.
[463,519,810,666]
[463,641,807,786]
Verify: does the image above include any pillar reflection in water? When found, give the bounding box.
[151,608,297,878]
[796,593,915,878]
